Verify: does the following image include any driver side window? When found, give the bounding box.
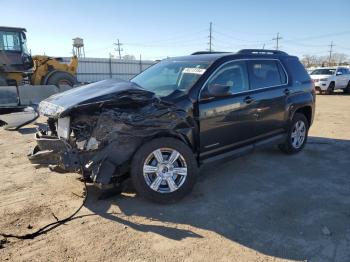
[206,61,249,95]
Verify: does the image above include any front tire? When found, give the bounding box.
[343,81,350,94]
[326,82,335,95]
[130,137,198,203]
[279,113,309,154]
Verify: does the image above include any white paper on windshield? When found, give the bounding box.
[182,68,206,75]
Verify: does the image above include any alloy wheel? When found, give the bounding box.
[143,148,187,193]
[291,120,306,149]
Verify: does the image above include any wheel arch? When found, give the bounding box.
[291,105,313,126]
[145,131,194,152]
[130,130,198,167]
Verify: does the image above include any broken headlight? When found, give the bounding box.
[57,117,70,139]
[39,101,65,117]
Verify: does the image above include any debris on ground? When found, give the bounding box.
[0,236,9,249]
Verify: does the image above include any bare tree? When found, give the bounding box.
[302,53,349,67]
[301,55,322,67]
[301,55,313,67]
[331,53,348,65]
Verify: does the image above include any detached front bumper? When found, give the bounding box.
[28,131,81,172]
[27,130,132,187]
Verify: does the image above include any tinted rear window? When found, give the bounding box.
[247,60,287,89]
[285,58,311,84]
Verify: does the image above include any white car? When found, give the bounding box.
[309,67,350,94]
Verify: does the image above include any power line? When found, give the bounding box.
[272,33,282,50]
[285,30,350,43]
[281,39,326,48]
[124,29,207,47]
[214,30,272,44]
[80,27,350,59]
[114,39,123,59]
[125,36,205,47]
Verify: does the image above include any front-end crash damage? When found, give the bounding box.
[28,79,197,188]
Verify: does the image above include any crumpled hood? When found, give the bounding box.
[39,79,154,118]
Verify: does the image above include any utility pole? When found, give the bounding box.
[328,41,335,64]
[208,22,213,52]
[114,39,123,59]
[272,33,282,50]
[262,43,265,49]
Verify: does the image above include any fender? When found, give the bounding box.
[285,88,315,125]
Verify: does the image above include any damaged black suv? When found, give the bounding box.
[29,49,315,203]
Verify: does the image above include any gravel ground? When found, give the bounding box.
[0,93,349,262]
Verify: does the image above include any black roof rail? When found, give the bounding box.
[191,51,231,55]
[237,49,288,55]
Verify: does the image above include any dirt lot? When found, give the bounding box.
[0,94,349,262]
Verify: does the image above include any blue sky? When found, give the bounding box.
[1,0,350,60]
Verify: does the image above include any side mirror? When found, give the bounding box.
[21,32,27,40]
[202,83,231,99]
[336,71,343,76]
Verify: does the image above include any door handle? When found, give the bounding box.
[284,88,290,95]
[244,96,254,104]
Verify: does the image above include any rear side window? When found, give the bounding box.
[285,58,311,84]
[341,68,349,74]
[247,60,287,89]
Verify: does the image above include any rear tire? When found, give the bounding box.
[343,81,350,94]
[46,71,76,87]
[326,82,335,95]
[130,137,198,203]
[279,113,309,154]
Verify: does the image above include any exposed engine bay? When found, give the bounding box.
[28,79,196,188]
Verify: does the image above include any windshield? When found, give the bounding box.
[310,69,335,75]
[131,60,210,97]
[0,31,21,51]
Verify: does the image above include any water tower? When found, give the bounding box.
[72,37,85,58]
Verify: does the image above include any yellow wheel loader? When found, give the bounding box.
[0,26,78,130]
[0,26,78,87]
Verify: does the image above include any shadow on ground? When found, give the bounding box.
[317,90,350,96]
[17,123,46,135]
[84,136,350,261]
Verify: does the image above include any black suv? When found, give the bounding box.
[29,49,315,203]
